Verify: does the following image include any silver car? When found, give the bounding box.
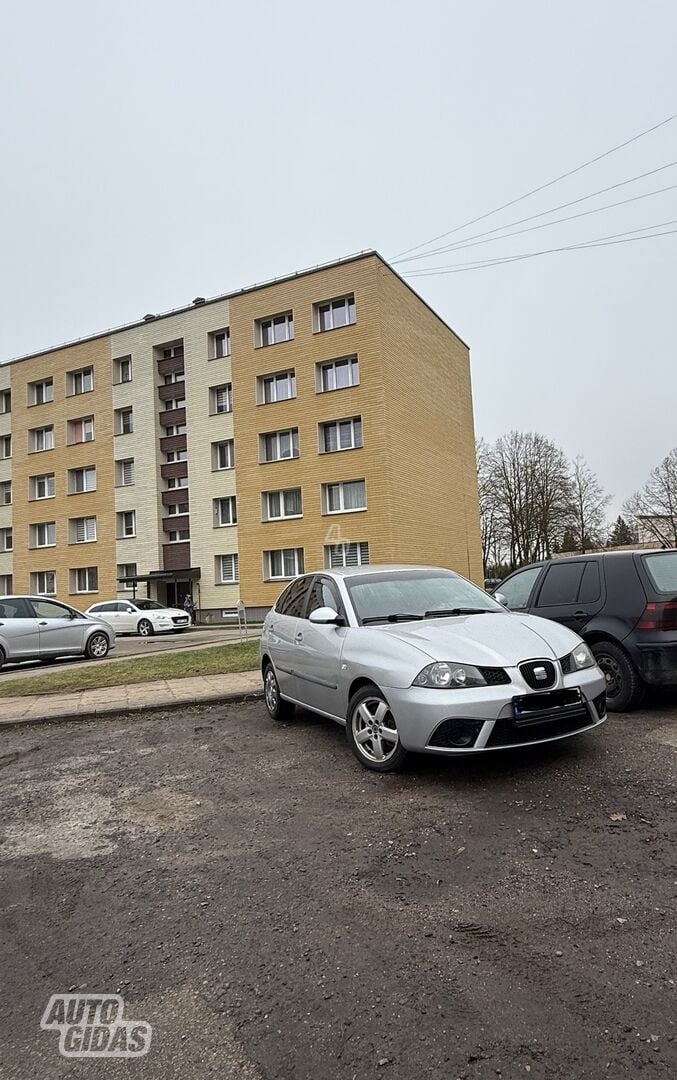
[260,566,607,772]
[0,595,115,668]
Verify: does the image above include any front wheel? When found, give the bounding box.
[263,664,295,721]
[346,686,409,772]
[591,640,644,712]
[138,619,154,637]
[86,632,110,660]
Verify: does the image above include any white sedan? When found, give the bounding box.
[85,599,192,636]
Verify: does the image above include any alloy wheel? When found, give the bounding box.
[351,697,400,763]
[88,634,109,658]
[264,668,279,714]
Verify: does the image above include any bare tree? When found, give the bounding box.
[624,447,677,547]
[476,438,508,574]
[568,456,611,553]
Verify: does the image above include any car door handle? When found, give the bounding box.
[39,621,48,626]
[294,632,304,644]
[574,611,589,619]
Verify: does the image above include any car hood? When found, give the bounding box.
[144,608,188,619]
[376,612,581,666]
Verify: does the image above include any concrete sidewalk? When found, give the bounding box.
[0,670,262,729]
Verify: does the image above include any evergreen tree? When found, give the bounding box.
[608,515,637,547]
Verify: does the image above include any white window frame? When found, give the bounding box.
[217,553,239,584]
[0,480,10,505]
[69,467,96,494]
[213,440,234,471]
[30,426,54,453]
[314,294,356,333]
[210,384,233,414]
[0,435,11,459]
[317,355,359,393]
[28,379,54,406]
[258,370,296,404]
[117,563,137,591]
[68,368,94,396]
[31,522,56,549]
[71,567,99,594]
[116,458,135,486]
[0,390,11,414]
[71,517,97,544]
[165,449,188,463]
[0,527,13,552]
[320,417,363,454]
[166,475,188,489]
[164,424,187,436]
[167,501,189,516]
[263,488,303,521]
[30,473,55,500]
[167,529,190,543]
[324,542,370,569]
[114,356,133,384]
[265,548,304,581]
[260,428,299,463]
[31,570,56,596]
[211,329,231,359]
[214,496,237,527]
[68,416,95,445]
[324,479,367,515]
[117,511,136,539]
[256,312,294,347]
[115,407,134,435]
[0,573,13,594]
[163,371,185,385]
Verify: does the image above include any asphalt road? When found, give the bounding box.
[1,696,676,1079]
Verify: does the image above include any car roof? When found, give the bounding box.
[322,564,459,579]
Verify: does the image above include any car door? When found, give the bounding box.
[267,576,311,700]
[530,560,605,634]
[106,601,136,633]
[0,598,41,660]
[496,566,544,612]
[30,598,88,656]
[295,575,347,717]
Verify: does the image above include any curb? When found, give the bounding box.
[0,687,264,732]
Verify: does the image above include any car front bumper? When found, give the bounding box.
[382,666,607,755]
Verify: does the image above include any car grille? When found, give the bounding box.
[478,666,511,686]
[172,616,190,624]
[559,654,572,675]
[519,659,557,690]
[486,705,593,747]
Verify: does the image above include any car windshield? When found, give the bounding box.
[642,552,677,593]
[346,570,503,625]
[135,600,167,611]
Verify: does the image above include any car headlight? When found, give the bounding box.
[412,662,487,688]
[566,643,595,671]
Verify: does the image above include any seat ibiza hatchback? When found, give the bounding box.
[260,566,607,772]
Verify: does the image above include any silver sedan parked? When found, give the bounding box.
[260,566,607,772]
[0,596,115,668]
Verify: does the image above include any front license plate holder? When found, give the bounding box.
[512,687,583,725]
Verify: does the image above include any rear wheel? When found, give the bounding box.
[138,619,154,637]
[346,685,409,772]
[0,646,5,670]
[86,632,110,660]
[263,664,295,721]
[591,640,644,712]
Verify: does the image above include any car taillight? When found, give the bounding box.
[636,601,677,631]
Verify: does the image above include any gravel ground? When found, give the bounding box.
[1,696,676,1079]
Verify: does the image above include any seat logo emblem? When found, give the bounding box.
[534,666,548,681]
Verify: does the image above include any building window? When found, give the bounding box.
[67,368,94,396]
[164,395,186,413]
[30,522,56,549]
[265,548,304,580]
[0,481,11,505]
[114,407,133,435]
[314,294,356,333]
[30,571,55,596]
[114,356,133,384]
[163,371,185,385]
[116,458,135,486]
[117,563,137,591]
[210,329,231,358]
[256,312,294,347]
[117,511,136,538]
[0,435,11,459]
[161,344,184,360]
[263,488,302,521]
[29,473,55,500]
[260,428,299,463]
[210,384,233,414]
[214,496,237,527]
[70,517,97,544]
[165,449,188,462]
[167,529,190,542]
[0,573,13,594]
[325,541,370,568]
[166,475,188,489]
[67,416,95,444]
[324,479,366,514]
[317,355,359,393]
[257,369,296,404]
[70,567,98,594]
[217,553,239,584]
[320,417,362,453]
[164,424,186,436]
[68,466,96,494]
[167,501,189,516]
[212,440,234,470]
[28,378,53,406]
[0,527,12,552]
[29,426,54,453]
[0,390,11,414]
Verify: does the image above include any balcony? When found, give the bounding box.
[162,489,190,507]
[158,407,186,428]
[160,434,187,454]
[163,541,191,570]
[160,461,188,481]
[158,383,186,403]
[157,356,185,377]
[162,514,189,533]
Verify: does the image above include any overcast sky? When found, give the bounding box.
[1,0,675,518]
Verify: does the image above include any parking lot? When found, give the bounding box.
[1,696,676,1079]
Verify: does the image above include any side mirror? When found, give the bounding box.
[309,606,342,625]
[494,592,509,608]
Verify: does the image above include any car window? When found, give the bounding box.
[536,563,585,607]
[498,567,542,610]
[306,577,342,617]
[92,603,114,612]
[276,576,310,617]
[0,599,32,619]
[135,599,165,610]
[579,562,601,604]
[31,600,72,620]
[643,552,677,593]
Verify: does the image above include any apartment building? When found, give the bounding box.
[0,252,482,618]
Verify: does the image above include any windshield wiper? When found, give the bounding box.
[362,613,425,624]
[423,608,492,618]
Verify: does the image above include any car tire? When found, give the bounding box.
[591,640,645,712]
[85,632,110,660]
[346,685,409,773]
[0,646,5,671]
[263,663,295,721]
[138,619,154,637]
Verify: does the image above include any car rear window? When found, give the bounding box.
[642,552,677,594]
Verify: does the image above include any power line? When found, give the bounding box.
[396,180,677,260]
[395,160,677,263]
[403,220,677,276]
[391,111,677,261]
